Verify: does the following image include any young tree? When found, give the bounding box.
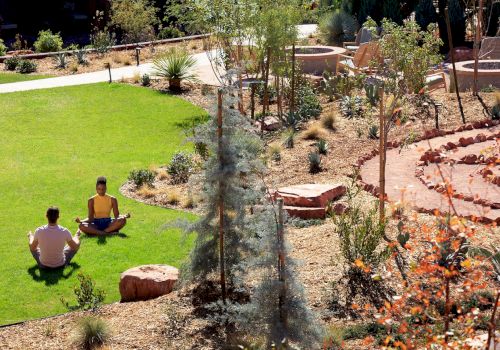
[239,202,324,348]
[180,84,263,292]
[111,0,158,44]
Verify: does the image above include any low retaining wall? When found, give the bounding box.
[0,33,210,63]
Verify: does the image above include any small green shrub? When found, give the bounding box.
[54,53,68,69]
[61,272,106,311]
[74,316,110,349]
[141,73,151,86]
[342,322,386,340]
[268,143,282,162]
[340,96,364,119]
[256,82,277,104]
[167,152,192,184]
[17,60,37,73]
[368,125,379,139]
[90,31,116,55]
[308,152,322,173]
[158,26,185,39]
[128,169,155,188]
[316,139,328,155]
[34,30,63,53]
[295,84,322,121]
[4,56,20,71]
[0,39,7,56]
[364,81,380,107]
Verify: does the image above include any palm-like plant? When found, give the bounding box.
[152,49,199,91]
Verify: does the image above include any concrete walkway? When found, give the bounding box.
[0,25,317,94]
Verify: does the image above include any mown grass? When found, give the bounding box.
[0,83,206,325]
[0,72,53,84]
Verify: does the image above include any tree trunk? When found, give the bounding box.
[445,7,466,124]
[237,44,245,114]
[473,0,484,96]
[378,87,386,226]
[277,198,288,335]
[290,43,296,114]
[263,47,271,115]
[217,90,226,302]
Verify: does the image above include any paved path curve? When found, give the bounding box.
[360,125,500,223]
[0,25,317,94]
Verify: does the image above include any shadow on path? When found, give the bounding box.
[27,262,81,286]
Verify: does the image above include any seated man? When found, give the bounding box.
[77,176,128,235]
[29,206,80,269]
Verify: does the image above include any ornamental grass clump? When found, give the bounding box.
[73,316,110,350]
[152,49,199,91]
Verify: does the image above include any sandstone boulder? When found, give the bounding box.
[275,183,346,208]
[119,264,178,302]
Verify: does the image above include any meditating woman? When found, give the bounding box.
[77,176,129,235]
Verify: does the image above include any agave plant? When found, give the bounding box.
[468,244,500,281]
[152,49,199,91]
[54,53,67,69]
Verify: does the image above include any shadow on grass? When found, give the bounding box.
[27,262,80,286]
[96,232,129,245]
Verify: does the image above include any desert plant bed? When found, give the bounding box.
[0,82,206,325]
[0,39,205,78]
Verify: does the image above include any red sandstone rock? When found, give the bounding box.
[255,116,281,131]
[284,206,326,219]
[119,264,178,302]
[474,134,487,142]
[459,137,474,147]
[491,203,500,209]
[275,183,346,208]
[460,154,478,164]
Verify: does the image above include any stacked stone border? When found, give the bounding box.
[353,119,500,224]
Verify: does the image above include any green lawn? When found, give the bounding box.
[0,83,205,325]
[0,72,53,84]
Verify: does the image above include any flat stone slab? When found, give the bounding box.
[119,264,178,302]
[275,183,346,208]
[284,206,326,219]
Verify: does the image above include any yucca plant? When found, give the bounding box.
[54,53,67,69]
[316,139,328,155]
[308,152,322,173]
[74,48,88,65]
[152,49,199,91]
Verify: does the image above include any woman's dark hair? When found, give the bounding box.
[96,176,107,186]
[46,206,59,224]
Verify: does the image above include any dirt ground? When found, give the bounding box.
[1,75,498,349]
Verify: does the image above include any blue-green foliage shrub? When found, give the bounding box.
[17,59,37,73]
[34,30,63,53]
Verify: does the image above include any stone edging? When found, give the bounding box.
[414,131,500,209]
[353,119,500,223]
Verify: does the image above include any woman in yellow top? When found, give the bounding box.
[77,176,128,235]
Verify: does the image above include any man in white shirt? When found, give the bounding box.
[28,206,81,269]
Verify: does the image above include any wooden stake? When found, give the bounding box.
[473,0,484,95]
[378,86,386,225]
[290,43,296,114]
[277,198,288,333]
[250,83,256,120]
[445,7,466,124]
[217,89,226,302]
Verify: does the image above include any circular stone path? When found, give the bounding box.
[359,122,500,223]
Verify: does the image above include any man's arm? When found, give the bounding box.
[111,197,120,219]
[67,230,80,251]
[28,231,38,252]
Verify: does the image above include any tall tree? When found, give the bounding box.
[415,0,438,30]
[383,0,403,24]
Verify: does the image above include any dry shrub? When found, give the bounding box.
[320,112,337,131]
[181,196,195,209]
[73,316,110,350]
[156,169,169,181]
[166,190,181,205]
[69,61,78,73]
[112,52,132,65]
[132,71,141,84]
[137,185,157,198]
[301,123,327,140]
